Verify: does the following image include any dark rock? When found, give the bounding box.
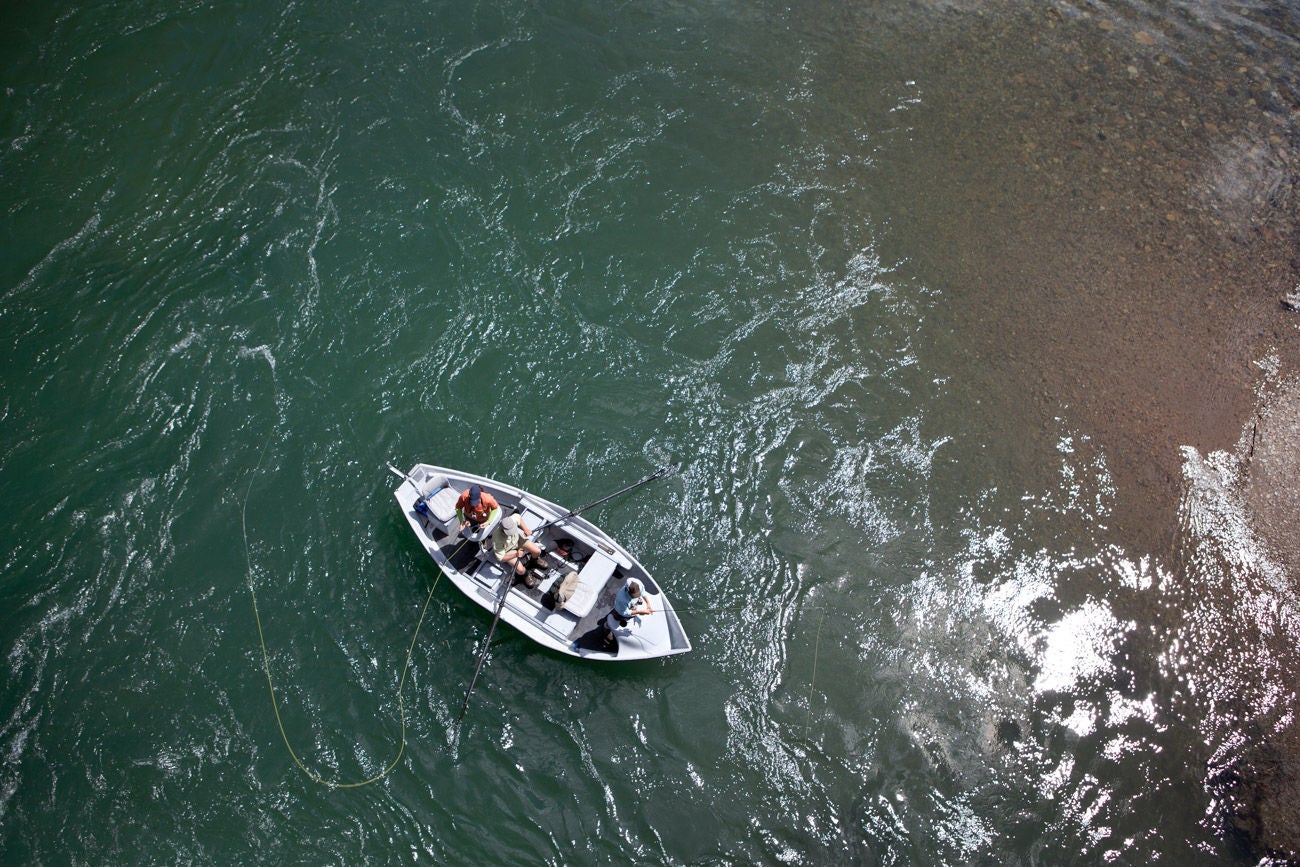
[996,719,1022,746]
[1226,735,1300,862]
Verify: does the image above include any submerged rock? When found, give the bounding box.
[1232,377,1300,859]
[1228,734,1300,862]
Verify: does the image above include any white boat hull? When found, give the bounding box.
[393,464,692,661]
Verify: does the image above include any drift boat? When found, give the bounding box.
[391,464,692,661]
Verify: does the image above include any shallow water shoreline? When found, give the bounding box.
[2,1,1298,861]
[880,3,1300,857]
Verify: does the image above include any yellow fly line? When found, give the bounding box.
[244,567,441,788]
[241,441,458,789]
[242,443,831,780]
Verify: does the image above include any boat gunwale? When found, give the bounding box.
[395,463,692,661]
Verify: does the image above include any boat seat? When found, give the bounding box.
[461,510,501,543]
[416,472,459,533]
[563,550,617,619]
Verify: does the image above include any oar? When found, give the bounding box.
[532,463,680,535]
[387,463,440,505]
[455,462,681,728]
[456,561,513,727]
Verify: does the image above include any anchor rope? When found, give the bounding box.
[242,440,459,789]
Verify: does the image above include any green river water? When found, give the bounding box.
[4,1,1299,863]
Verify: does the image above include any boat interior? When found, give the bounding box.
[405,469,687,653]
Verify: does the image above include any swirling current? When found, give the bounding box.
[3,1,1300,863]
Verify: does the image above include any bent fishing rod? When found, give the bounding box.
[456,462,681,729]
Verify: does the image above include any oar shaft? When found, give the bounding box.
[535,463,679,535]
[452,462,679,728]
[566,463,678,517]
[387,463,437,504]
[457,571,512,725]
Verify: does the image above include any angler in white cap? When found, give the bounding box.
[490,513,544,577]
[605,577,654,633]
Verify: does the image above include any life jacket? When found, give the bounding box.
[459,489,497,524]
[464,500,492,523]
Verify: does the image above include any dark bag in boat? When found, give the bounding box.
[414,500,431,517]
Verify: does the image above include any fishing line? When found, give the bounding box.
[242,438,456,789]
[671,602,828,740]
[805,605,826,740]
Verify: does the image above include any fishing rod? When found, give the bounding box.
[455,462,681,729]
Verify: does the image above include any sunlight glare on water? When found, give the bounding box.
[1,0,1299,863]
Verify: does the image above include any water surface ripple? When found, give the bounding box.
[2,0,1297,863]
